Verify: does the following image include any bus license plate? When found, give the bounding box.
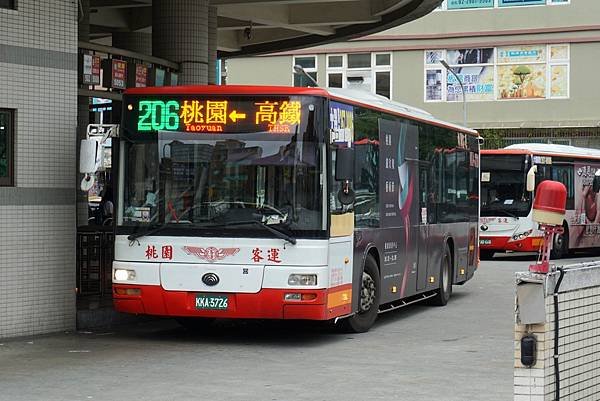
[480,239,492,245]
[195,294,229,310]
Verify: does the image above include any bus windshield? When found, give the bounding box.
[118,95,325,237]
[480,154,531,218]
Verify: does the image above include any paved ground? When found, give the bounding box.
[1,252,599,401]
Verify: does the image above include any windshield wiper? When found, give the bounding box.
[202,220,297,245]
[486,209,519,219]
[127,223,172,242]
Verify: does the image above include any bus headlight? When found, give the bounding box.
[510,229,533,242]
[114,269,136,281]
[288,274,317,286]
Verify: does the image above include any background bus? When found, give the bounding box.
[479,143,600,259]
[108,85,479,332]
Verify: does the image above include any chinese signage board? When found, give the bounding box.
[329,101,354,145]
[135,64,148,88]
[81,54,101,85]
[102,59,127,90]
[128,96,304,135]
[111,60,127,90]
[448,0,493,9]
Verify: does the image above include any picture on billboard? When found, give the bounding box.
[446,66,494,101]
[425,69,443,101]
[497,64,546,99]
[550,65,568,98]
[497,45,545,64]
[571,163,600,248]
[498,0,545,6]
[446,48,494,65]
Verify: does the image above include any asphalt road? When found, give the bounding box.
[1,252,599,401]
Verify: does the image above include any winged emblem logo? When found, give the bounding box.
[182,246,240,263]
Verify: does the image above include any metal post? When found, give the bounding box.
[441,60,467,128]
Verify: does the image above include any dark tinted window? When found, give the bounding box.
[0,0,15,9]
[353,106,379,227]
[0,109,14,186]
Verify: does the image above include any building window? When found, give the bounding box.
[0,109,14,186]
[293,56,317,87]
[0,0,16,9]
[424,44,569,102]
[435,0,569,10]
[326,53,392,98]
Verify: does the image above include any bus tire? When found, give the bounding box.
[429,244,453,306]
[176,317,215,331]
[551,223,569,260]
[339,254,380,333]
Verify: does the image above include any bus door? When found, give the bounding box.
[417,162,431,291]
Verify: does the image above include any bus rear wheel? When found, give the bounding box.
[429,244,453,306]
[339,254,380,333]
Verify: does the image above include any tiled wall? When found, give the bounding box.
[0,1,77,338]
[514,265,600,401]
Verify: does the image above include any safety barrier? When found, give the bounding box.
[514,260,600,401]
[76,230,114,297]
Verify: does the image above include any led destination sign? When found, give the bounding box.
[132,97,304,134]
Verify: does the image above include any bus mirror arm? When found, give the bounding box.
[79,139,100,192]
[526,165,538,192]
[593,170,600,193]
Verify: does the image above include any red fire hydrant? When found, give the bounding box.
[529,180,567,274]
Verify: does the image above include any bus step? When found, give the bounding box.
[378,292,436,314]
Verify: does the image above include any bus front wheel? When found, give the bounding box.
[339,254,380,333]
[429,244,453,306]
[551,224,569,260]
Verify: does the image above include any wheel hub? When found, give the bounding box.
[359,272,376,313]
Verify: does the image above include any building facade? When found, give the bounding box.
[0,0,78,338]
[227,0,600,149]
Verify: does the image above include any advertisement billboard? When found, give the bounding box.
[497,64,546,99]
[447,66,494,101]
[571,163,600,248]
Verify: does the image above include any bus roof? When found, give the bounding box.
[482,143,600,160]
[125,84,478,136]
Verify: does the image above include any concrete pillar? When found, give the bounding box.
[78,0,90,42]
[208,6,218,84]
[77,0,91,226]
[112,32,152,55]
[153,0,209,85]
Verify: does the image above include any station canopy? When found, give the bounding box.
[89,0,442,56]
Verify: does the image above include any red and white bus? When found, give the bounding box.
[479,143,600,259]
[101,85,479,332]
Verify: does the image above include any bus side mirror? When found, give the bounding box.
[80,139,99,192]
[526,165,537,192]
[335,147,355,206]
[593,171,600,193]
[335,147,354,182]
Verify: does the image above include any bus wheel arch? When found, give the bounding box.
[429,239,453,306]
[339,250,380,333]
[551,221,569,259]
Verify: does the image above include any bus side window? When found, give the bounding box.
[552,164,574,209]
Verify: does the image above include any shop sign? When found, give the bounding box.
[111,60,127,90]
[135,64,148,88]
[82,54,101,85]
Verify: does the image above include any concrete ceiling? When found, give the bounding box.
[89,0,442,57]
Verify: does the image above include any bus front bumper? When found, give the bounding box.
[113,284,352,321]
[479,236,544,252]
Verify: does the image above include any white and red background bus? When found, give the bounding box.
[479,143,600,259]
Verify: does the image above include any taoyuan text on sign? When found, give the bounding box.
[133,98,303,134]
